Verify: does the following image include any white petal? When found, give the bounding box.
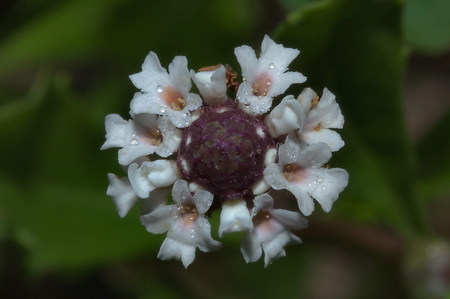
[140,187,170,215]
[241,230,263,263]
[314,88,344,129]
[191,66,228,105]
[128,160,182,198]
[263,163,289,190]
[218,199,253,237]
[101,114,127,150]
[252,194,274,215]
[264,148,278,166]
[140,205,174,234]
[193,218,222,252]
[280,142,332,169]
[171,180,193,206]
[269,209,308,230]
[260,35,300,71]
[193,190,214,215]
[157,237,196,268]
[234,45,258,81]
[129,51,168,91]
[288,182,315,216]
[264,95,306,137]
[267,71,306,96]
[301,128,345,151]
[306,167,349,212]
[106,174,140,218]
[262,230,301,267]
[297,87,317,112]
[251,178,271,195]
[168,56,192,93]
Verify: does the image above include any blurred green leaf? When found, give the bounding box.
[0,0,119,76]
[21,184,158,272]
[274,0,423,235]
[403,0,450,54]
[417,106,450,201]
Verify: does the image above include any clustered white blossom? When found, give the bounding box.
[102,35,349,268]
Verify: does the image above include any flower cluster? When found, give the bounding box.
[102,35,349,268]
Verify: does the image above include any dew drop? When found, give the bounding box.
[182,113,188,119]
[190,233,195,238]
[322,187,326,190]
[307,181,312,187]
[157,85,163,93]
[266,79,271,85]
[269,62,275,69]
[242,77,247,82]
[318,177,323,183]
[130,138,139,145]
[160,106,166,113]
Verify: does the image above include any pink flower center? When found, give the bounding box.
[283,163,308,183]
[162,86,186,111]
[252,73,272,97]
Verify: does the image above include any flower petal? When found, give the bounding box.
[264,95,306,137]
[140,187,170,215]
[140,205,174,234]
[101,114,127,150]
[106,173,140,218]
[157,237,196,268]
[218,199,253,237]
[262,230,301,267]
[193,218,222,252]
[305,167,349,213]
[191,65,228,105]
[128,160,182,198]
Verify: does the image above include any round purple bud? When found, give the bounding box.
[178,105,273,200]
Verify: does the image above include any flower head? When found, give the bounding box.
[129,53,202,128]
[102,36,348,267]
[235,35,306,114]
[140,180,221,268]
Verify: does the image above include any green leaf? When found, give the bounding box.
[0,0,119,76]
[274,0,424,234]
[403,0,450,54]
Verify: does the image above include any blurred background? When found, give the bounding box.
[1,0,450,298]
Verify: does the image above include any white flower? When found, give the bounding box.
[191,65,228,105]
[128,160,182,198]
[106,173,141,218]
[218,199,253,237]
[101,113,181,165]
[241,194,308,267]
[293,88,345,151]
[235,35,306,114]
[140,180,222,268]
[129,52,202,128]
[264,95,306,138]
[264,143,349,216]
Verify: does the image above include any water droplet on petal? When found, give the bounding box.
[266,79,271,85]
[190,233,195,238]
[130,138,139,145]
[157,85,163,93]
[318,177,323,183]
[269,62,275,69]
[160,106,166,113]
[307,181,312,187]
